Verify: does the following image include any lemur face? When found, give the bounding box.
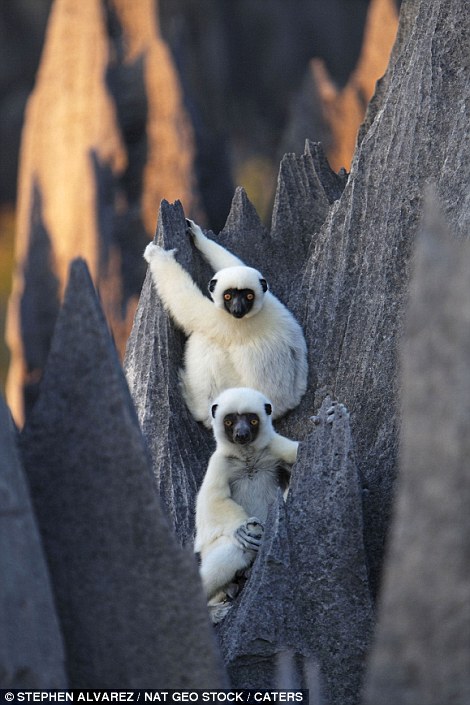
[221,288,255,319]
[211,388,274,449]
[208,266,268,319]
[222,412,260,444]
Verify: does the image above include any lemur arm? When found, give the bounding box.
[194,451,249,552]
[270,434,299,465]
[144,242,214,335]
[186,218,245,271]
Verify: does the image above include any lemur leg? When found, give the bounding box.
[186,218,245,270]
[199,538,254,600]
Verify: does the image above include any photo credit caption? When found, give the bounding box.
[0,692,307,704]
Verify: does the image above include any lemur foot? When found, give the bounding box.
[208,598,233,624]
[235,518,264,552]
[143,242,177,263]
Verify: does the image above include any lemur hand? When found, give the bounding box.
[144,242,177,263]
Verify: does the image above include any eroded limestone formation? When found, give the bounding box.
[363,199,470,705]
[20,259,225,688]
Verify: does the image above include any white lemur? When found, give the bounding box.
[144,219,307,428]
[194,387,299,622]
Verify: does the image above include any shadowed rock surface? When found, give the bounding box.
[18,183,60,418]
[0,394,66,687]
[20,259,226,688]
[363,203,470,705]
[215,399,373,705]
[216,143,347,304]
[282,0,399,174]
[159,0,373,227]
[286,0,470,596]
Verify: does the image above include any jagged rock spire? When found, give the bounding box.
[217,399,373,705]
[20,258,226,688]
[363,199,470,704]
[286,0,470,596]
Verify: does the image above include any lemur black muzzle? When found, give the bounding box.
[224,289,254,319]
[233,418,253,445]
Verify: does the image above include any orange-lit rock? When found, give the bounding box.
[312,0,399,172]
[6,0,197,425]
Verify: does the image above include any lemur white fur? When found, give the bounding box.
[194,387,298,621]
[144,219,307,428]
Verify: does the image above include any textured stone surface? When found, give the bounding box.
[0,394,66,687]
[209,142,346,304]
[363,203,470,705]
[217,399,373,705]
[21,259,225,688]
[286,0,470,596]
[124,201,214,546]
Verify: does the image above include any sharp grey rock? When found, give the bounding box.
[287,0,470,596]
[218,398,373,705]
[272,141,346,250]
[217,186,269,270]
[21,258,226,688]
[363,202,470,705]
[216,491,292,688]
[0,395,66,687]
[124,200,214,546]
[208,146,345,304]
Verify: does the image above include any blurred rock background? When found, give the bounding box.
[0,0,399,420]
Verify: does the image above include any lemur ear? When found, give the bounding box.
[208,279,217,293]
[264,403,272,416]
[260,278,268,292]
[211,404,218,418]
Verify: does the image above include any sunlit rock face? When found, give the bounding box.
[6,0,198,425]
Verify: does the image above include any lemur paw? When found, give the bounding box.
[143,242,177,263]
[185,218,205,246]
[326,401,349,424]
[235,517,264,552]
[311,401,349,426]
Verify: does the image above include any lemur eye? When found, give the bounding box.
[246,292,254,301]
[224,418,233,427]
[224,293,232,301]
[250,418,259,426]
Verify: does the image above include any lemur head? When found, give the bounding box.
[208,266,268,319]
[211,387,274,450]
